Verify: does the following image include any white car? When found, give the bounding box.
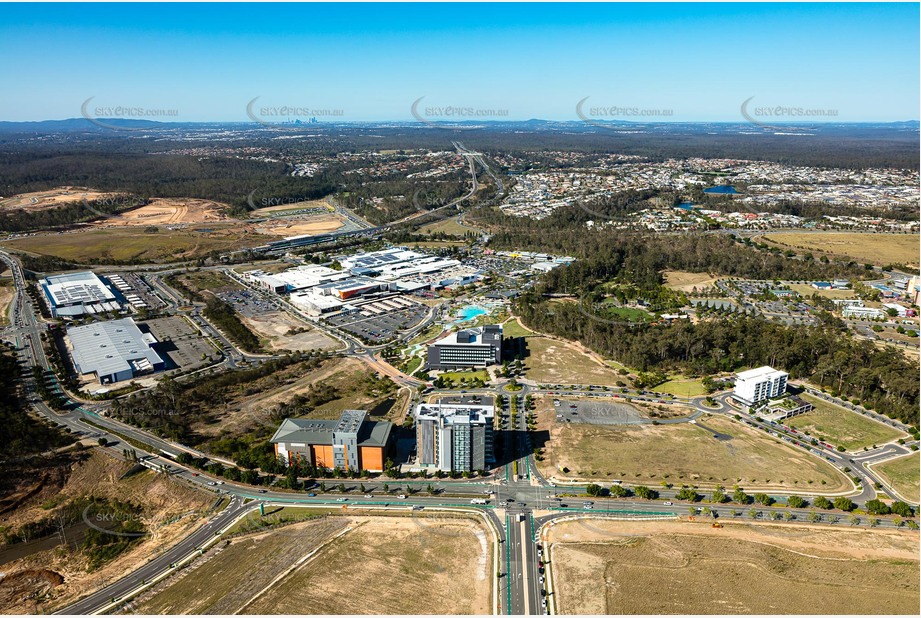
[365,494,373,498]
[336,497,348,502]
[663,501,673,506]
[397,494,407,499]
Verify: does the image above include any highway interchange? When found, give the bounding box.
[1,243,919,615]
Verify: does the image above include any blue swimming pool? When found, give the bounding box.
[456,305,488,321]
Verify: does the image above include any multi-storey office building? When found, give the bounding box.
[733,366,789,408]
[414,403,495,472]
[426,325,502,369]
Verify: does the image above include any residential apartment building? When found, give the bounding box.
[426,325,503,369]
[414,403,495,472]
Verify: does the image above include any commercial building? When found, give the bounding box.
[67,318,164,384]
[831,299,864,308]
[882,303,914,318]
[414,403,495,472]
[40,271,121,318]
[842,306,885,319]
[427,325,503,369]
[270,409,393,472]
[733,366,788,407]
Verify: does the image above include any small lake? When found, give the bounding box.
[704,186,738,194]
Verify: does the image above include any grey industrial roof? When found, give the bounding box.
[42,271,116,307]
[67,318,163,378]
[271,413,393,448]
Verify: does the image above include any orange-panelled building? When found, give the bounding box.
[270,410,393,473]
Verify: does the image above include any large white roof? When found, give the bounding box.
[68,318,163,378]
[736,366,787,381]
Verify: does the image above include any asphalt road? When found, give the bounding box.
[2,248,917,616]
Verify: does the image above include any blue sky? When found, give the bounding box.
[1,2,918,122]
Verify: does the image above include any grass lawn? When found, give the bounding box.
[873,453,920,503]
[761,232,919,269]
[418,215,483,236]
[439,369,489,382]
[408,322,445,345]
[403,356,423,375]
[539,414,850,491]
[599,305,654,322]
[786,394,907,451]
[2,227,268,263]
[523,337,622,385]
[652,377,708,398]
[502,318,534,338]
[177,270,243,293]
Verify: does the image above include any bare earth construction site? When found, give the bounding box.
[547,519,920,615]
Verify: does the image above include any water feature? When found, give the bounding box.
[456,305,488,321]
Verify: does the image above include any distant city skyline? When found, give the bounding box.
[1,2,918,123]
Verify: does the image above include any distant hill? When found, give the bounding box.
[0,118,916,134]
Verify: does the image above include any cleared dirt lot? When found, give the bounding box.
[128,514,492,615]
[0,280,13,326]
[523,337,623,385]
[760,232,920,269]
[0,187,118,212]
[548,519,919,615]
[538,413,850,491]
[663,269,720,292]
[92,197,229,227]
[241,311,339,352]
[253,214,345,237]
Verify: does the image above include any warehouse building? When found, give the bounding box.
[67,317,164,384]
[427,325,503,369]
[415,403,495,472]
[40,271,121,318]
[270,409,393,472]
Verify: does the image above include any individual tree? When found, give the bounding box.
[732,487,750,504]
[786,495,807,509]
[864,499,890,515]
[634,486,658,500]
[808,511,822,523]
[754,493,774,506]
[813,496,833,510]
[676,487,702,502]
[833,497,856,512]
[609,484,631,498]
[585,483,603,497]
[710,487,728,504]
[890,501,914,518]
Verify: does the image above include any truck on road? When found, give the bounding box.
[470,498,488,505]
